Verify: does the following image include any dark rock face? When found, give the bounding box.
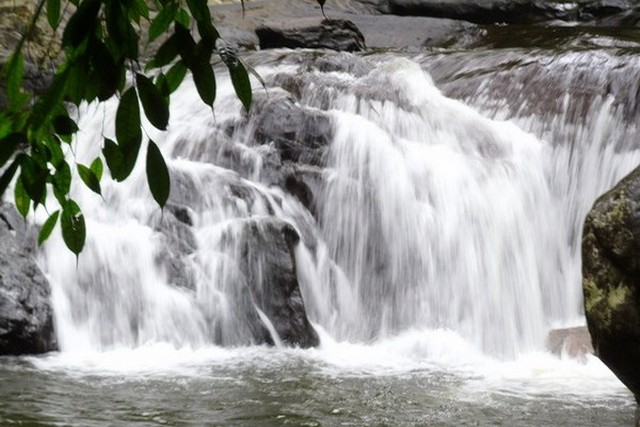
[157,170,319,348]
[582,165,640,403]
[256,18,366,51]
[0,204,57,355]
[234,218,319,348]
[250,93,333,167]
[387,0,631,24]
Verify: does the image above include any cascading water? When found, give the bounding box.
[3,47,640,426]
[35,49,640,362]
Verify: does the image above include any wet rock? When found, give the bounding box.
[151,204,198,291]
[256,18,366,51]
[582,165,640,403]
[386,0,631,24]
[340,12,477,49]
[250,93,333,167]
[546,326,593,360]
[283,165,324,215]
[0,204,57,355]
[227,218,320,347]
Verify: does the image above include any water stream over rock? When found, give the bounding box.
[3,45,640,425]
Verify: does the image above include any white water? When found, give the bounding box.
[31,52,640,399]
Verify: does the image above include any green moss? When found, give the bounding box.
[608,285,629,309]
[584,278,605,315]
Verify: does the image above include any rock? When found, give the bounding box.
[546,326,593,360]
[212,0,483,50]
[257,18,366,51]
[338,12,477,49]
[0,204,57,355]
[249,92,333,167]
[582,165,640,403]
[225,218,320,347]
[386,0,631,24]
[150,204,198,291]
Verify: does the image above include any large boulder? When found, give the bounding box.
[0,204,57,355]
[582,165,640,403]
[256,18,366,51]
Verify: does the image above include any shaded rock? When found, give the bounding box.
[0,204,57,355]
[151,203,198,291]
[546,326,593,360]
[227,218,320,347]
[256,18,366,51]
[386,0,631,24]
[250,92,333,167]
[582,165,640,403]
[283,164,325,217]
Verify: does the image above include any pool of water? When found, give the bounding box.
[1,332,634,426]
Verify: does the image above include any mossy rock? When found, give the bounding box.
[582,164,640,403]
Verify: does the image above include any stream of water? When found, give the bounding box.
[2,45,640,425]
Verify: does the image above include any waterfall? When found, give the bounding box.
[37,50,640,359]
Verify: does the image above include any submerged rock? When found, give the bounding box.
[546,326,593,360]
[582,165,640,403]
[256,18,366,51]
[0,204,57,355]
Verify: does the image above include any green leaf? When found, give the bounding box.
[146,140,170,208]
[14,176,30,218]
[62,0,102,47]
[53,161,71,195]
[105,1,139,60]
[90,157,103,181]
[148,33,179,69]
[155,73,170,99]
[77,163,102,196]
[190,48,215,107]
[103,138,137,181]
[163,60,188,94]
[0,114,11,139]
[61,200,86,256]
[20,156,48,205]
[174,23,197,65]
[44,135,65,168]
[186,0,211,22]
[133,0,150,20]
[0,132,26,168]
[115,87,142,154]
[47,0,61,28]
[89,38,120,101]
[30,68,70,129]
[175,8,191,28]
[136,73,169,130]
[149,2,179,42]
[53,115,79,135]
[4,52,24,102]
[0,158,19,199]
[230,61,252,112]
[38,210,60,246]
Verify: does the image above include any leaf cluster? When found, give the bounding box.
[0,0,260,257]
